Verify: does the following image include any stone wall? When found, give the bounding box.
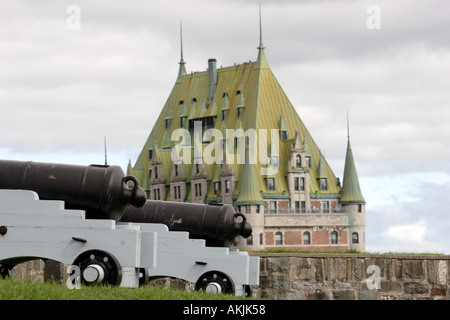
[8,253,450,300]
[250,253,450,300]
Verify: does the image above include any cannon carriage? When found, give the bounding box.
[0,160,259,296]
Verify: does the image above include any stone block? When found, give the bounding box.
[380,280,402,293]
[404,282,429,295]
[427,260,447,286]
[430,288,446,297]
[353,258,365,281]
[403,260,425,279]
[279,291,304,300]
[314,259,323,282]
[267,257,290,273]
[332,290,355,300]
[394,259,402,279]
[292,281,323,291]
[291,257,312,281]
[306,290,329,300]
[358,283,378,300]
[260,275,290,290]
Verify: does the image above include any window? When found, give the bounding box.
[180,116,186,127]
[266,178,275,191]
[358,204,362,213]
[154,166,158,179]
[259,233,263,245]
[331,231,338,244]
[245,205,251,214]
[275,232,283,245]
[195,163,200,174]
[174,164,179,177]
[255,205,260,213]
[173,186,177,199]
[305,156,311,168]
[165,119,172,130]
[269,201,277,214]
[153,188,161,200]
[281,131,287,141]
[195,183,202,197]
[225,180,231,193]
[148,149,153,160]
[221,110,228,121]
[352,232,359,244]
[294,177,299,191]
[301,201,306,213]
[322,201,329,213]
[213,182,220,195]
[237,107,244,119]
[296,154,301,167]
[300,177,305,191]
[319,178,328,191]
[303,232,311,245]
[246,235,253,246]
[295,201,300,213]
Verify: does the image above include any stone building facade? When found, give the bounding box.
[128,23,366,252]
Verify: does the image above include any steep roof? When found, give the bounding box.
[340,126,365,204]
[129,27,342,202]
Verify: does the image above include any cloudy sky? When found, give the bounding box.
[1,0,449,254]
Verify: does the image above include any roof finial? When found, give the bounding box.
[180,19,185,62]
[258,2,265,50]
[176,18,187,84]
[347,109,350,139]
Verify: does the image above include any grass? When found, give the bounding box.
[0,277,252,300]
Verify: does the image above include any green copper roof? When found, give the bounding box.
[340,138,365,203]
[236,148,264,205]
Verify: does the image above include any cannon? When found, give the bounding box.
[121,200,252,247]
[0,159,147,221]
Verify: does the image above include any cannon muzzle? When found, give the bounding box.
[121,200,252,247]
[0,160,146,221]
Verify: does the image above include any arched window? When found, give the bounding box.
[246,235,253,246]
[296,154,301,167]
[275,232,283,245]
[352,232,359,244]
[303,232,310,245]
[331,231,338,244]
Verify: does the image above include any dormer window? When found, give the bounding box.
[222,110,228,121]
[319,178,328,191]
[165,119,172,130]
[305,156,311,168]
[281,130,288,141]
[237,107,244,119]
[296,154,301,167]
[180,116,186,127]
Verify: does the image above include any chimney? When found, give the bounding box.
[208,58,217,100]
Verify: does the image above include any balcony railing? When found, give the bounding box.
[264,207,347,214]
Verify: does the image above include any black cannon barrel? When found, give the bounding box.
[0,160,147,221]
[121,200,252,247]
